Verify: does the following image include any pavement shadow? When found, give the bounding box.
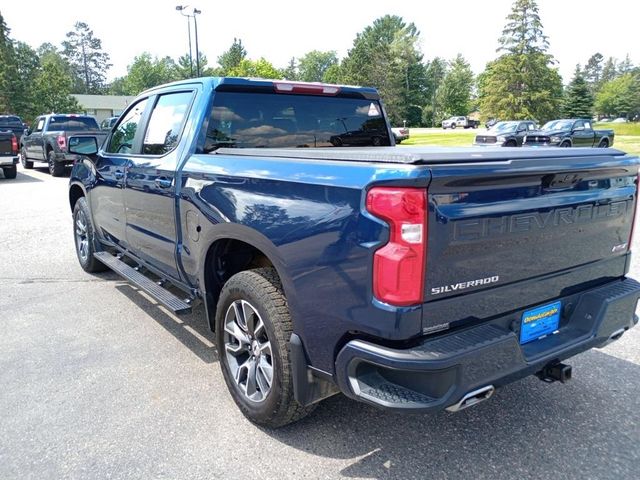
[33,166,71,178]
[265,349,640,479]
[114,283,218,364]
[0,171,43,183]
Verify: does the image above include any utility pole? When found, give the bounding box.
[193,8,201,76]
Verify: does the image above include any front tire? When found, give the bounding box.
[2,166,17,179]
[216,268,316,428]
[450,123,457,129]
[73,197,108,273]
[559,141,571,148]
[48,150,65,177]
[21,147,33,169]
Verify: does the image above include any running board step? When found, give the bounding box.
[94,252,192,314]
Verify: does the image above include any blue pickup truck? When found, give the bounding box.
[68,77,640,428]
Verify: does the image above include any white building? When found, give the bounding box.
[72,94,136,123]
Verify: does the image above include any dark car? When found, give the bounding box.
[20,114,108,176]
[474,120,537,147]
[100,116,119,130]
[485,118,499,129]
[524,119,614,148]
[0,115,26,143]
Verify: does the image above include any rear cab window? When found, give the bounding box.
[48,116,99,131]
[203,92,391,152]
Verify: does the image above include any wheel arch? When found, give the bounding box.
[69,182,87,212]
[199,229,295,331]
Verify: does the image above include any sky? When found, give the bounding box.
[2,0,638,83]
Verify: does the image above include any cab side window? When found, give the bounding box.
[143,91,193,155]
[106,98,149,154]
[34,118,45,132]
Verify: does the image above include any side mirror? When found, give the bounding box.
[68,136,98,156]
[24,128,31,136]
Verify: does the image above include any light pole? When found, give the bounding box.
[175,5,193,77]
[175,5,202,78]
[193,8,201,77]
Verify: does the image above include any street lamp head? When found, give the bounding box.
[193,8,201,14]
[175,5,187,11]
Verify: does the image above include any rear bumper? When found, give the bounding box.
[335,277,640,412]
[0,156,18,166]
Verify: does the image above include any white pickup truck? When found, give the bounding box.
[442,116,480,129]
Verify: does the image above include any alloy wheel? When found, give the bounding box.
[223,299,273,403]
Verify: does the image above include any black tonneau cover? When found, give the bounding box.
[215,146,631,165]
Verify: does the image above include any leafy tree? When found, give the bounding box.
[297,50,337,82]
[322,63,341,84]
[422,57,447,126]
[0,12,18,113]
[11,41,41,119]
[217,38,246,75]
[227,58,282,79]
[119,53,179,95]
[61,22,112,94]
[582,52,603,93]
[340,15,426,126]
[282,57,298,80]
[176,52,214,79]
[595,73,640,119]
[478,0,562,122]
[33,52,81,113]
[437,54,474,117]
[563,66,593,118]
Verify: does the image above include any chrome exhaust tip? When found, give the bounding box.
[446,385,495,412]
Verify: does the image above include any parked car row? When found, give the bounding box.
[474,118,614,148]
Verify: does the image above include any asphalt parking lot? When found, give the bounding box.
[1,165,639,480]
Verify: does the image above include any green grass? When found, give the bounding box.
[401,124,640,156]
[401,130,476,147]
[593,122,640,136]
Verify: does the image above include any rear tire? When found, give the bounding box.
[48,150,65,177]
[2,166,17,179]
[73,197,108,273]
[21,147,33,169]
[598,139,609,148]
[216,268,316,428]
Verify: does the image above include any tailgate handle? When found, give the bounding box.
[542,173,582,189]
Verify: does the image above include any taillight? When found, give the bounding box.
[274,82,341,95]
[57,135,66,150]
[11,134,18,154]
[629,172,640,250]
[366,187,427,306]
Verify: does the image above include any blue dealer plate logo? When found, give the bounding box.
[520,301,561,344]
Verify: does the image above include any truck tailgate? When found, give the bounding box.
[425,151,638,324]
[0,134,13,155]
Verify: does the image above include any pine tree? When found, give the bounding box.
[563,66,594,118]
[61,22,112,94]
[582,53,604,93]
[282,57,298,80]
[217,38,247,75]
[340,15,426,125]
[479,0,562,122]
[601,57,618,83]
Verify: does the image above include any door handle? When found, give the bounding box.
[155,177,173,189]
[114,170,124,180]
